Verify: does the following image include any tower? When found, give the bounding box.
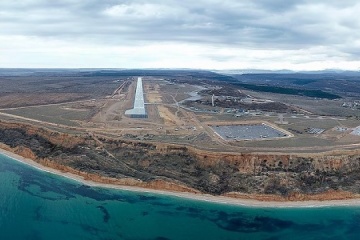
[275,114,288,124]
[279,114,284,124]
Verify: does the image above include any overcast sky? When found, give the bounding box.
[1,0,360,70]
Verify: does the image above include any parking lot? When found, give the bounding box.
[351,126,360,136]
[211,123,288,140]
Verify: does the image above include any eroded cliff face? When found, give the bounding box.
[1,120,360,200]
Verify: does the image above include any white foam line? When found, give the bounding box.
[1,149,360,209]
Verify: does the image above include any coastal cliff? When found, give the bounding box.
[1,120,360,201]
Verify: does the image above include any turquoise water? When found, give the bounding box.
[1,154,360,240]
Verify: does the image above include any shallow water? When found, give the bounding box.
[1,153,360,240]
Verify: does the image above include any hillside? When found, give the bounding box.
[1,120,360,201]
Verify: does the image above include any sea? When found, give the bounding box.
[1,153,360,240]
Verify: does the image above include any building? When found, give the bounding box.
[125,77,148,118]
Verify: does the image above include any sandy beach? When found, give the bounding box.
[1,148,360,208]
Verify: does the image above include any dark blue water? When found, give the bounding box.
[1,153,360,240]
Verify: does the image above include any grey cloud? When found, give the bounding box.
[0,0,359,61]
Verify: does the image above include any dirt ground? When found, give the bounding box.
[0,77,359,154]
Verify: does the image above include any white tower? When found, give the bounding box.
[279,114,284,124]
[275,114,288,124]
[212,94,215,107]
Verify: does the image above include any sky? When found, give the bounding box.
[1,0,360,70]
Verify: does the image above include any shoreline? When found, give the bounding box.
[1,148,360,208]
